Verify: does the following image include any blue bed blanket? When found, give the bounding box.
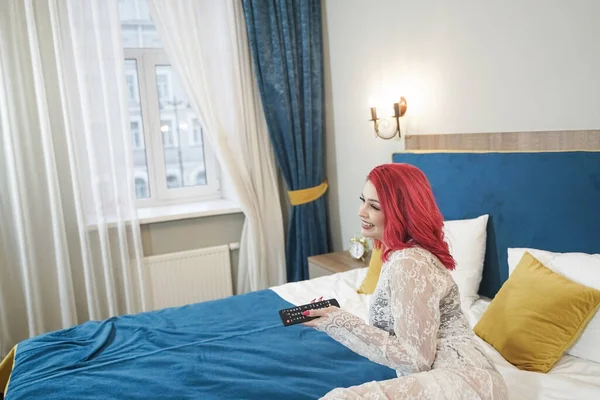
[7,290,396,399]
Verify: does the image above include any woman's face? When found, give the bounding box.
[358,180,385,241]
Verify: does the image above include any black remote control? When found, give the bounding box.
[279,298,340,327]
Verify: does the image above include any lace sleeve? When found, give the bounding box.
[315,253,447,374]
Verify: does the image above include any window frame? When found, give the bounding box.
[124,48,220,208]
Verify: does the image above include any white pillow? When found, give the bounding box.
[507,247,600,364]
[443,214,489,311]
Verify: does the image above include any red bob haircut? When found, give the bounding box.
[367,163,455,270]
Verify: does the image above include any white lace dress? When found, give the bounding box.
[315,247,508,399]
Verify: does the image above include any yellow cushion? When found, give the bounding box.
[357,247,383,294]
[474,252,600,373]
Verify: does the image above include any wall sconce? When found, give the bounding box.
[369,97,407,139]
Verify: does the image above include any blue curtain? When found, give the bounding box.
[242,0,329,282]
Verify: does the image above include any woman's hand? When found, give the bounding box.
[301,306,339,328]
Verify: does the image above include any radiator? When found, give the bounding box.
[144,244,234,311]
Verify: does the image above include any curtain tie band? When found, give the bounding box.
[0,345,17,394]
[288,180,328,206]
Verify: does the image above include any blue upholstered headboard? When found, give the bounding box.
[391,151,600,298]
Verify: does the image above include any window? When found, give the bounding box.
[155,71,171,102]
[124,59,150,197]
[131,120,144,149]
[160,118,177,148]
[135,177,149,198]
[119,0,219,206]
[195,171,207,186]
[118,0,160,48]
[166,175,179,189]
[190,118,203,147]
[126,74,137,103]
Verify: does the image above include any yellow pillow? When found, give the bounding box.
[474,252,600,373]
[357,247,383,294]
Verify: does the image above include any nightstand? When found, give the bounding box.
[308,251,368,279]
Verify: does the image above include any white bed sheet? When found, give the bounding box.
[271,269,600,400]
[271,268,372,322]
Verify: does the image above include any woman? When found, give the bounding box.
[303,163,508,399]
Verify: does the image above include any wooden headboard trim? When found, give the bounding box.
[404,130,600,151]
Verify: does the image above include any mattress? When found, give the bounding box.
[272,269,600,400]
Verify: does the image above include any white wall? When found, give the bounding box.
[324,0,600,251]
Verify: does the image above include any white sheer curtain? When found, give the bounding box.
[147,0,286,293]
[0,0,146,356]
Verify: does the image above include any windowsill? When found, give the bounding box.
[138,199,242,225]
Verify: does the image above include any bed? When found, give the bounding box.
[5,268,598,399]
[277,269,600,400]
[2,130,600,399]
[397,130,600,399]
